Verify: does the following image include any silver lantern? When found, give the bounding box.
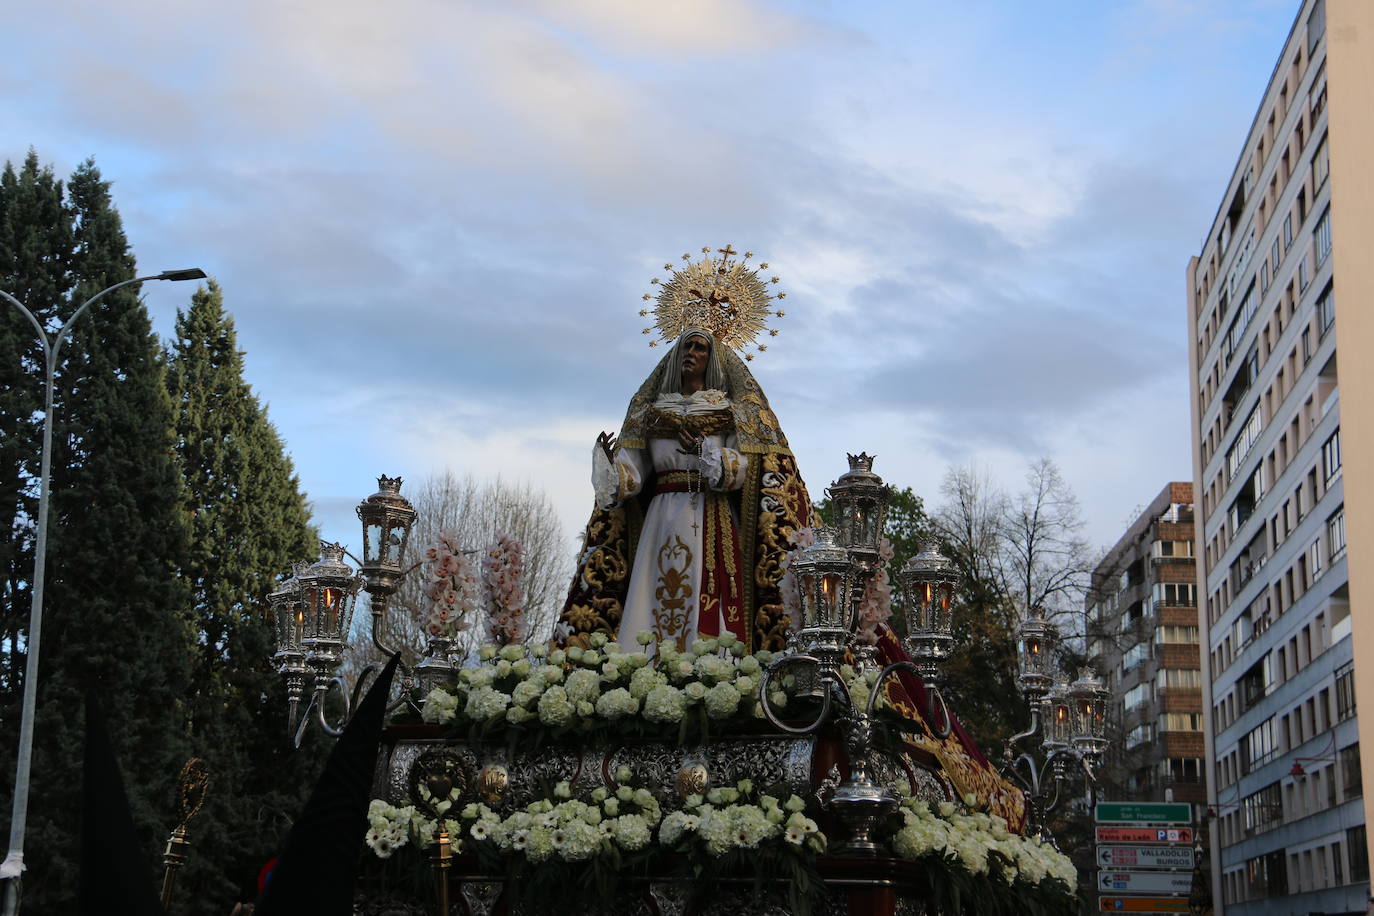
[356,475,418,602]
[825,453,892,570]
[1068,668,1109,761]
[268,568,309,718]
[296,541,361,687]
[787,526,861,677]
[1015,614,1059,700]
[1040,681,1073,753]
[899,542,959,685]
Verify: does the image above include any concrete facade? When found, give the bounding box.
[1087,483,1205,807]
[1186,2,1370,911]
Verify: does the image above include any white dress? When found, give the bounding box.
[593,389,749,649]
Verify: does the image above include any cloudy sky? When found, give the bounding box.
[4,0,1300,565]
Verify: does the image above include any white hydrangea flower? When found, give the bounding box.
[421,688,460,724]
[612,814,651,851]
[594,687,639,719]
[642,685,687,723]
[463,685,511,721]
[629,666,666,699]
[565,668,600,705]
[704,682,741,719]
[537,685,574,726]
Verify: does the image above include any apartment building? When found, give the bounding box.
[1186,2,1374,911]
[1087,484,1205,807]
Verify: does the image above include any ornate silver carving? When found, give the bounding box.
[459,881,503,916]
[868,748,913,797]
[910,765,950,804]
[408,748,474,818]
[894,897,928,916]
[500,745,584,808]
[815,763,841,808]
[649,883,690,916]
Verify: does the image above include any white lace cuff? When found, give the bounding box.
[593,445,618,509]
[699,437,725,488]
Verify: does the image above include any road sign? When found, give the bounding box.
[1095,802,1192,825]
[1098,897,1190,912]
[1099,871,1193,893]
[1098,845,1195,869]
[1096,826,1193,844]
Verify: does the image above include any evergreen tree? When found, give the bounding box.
[165,281,320,910]
[0,157,197,909]
[0,152,70,706]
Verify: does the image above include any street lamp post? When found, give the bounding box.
[0,268,207,915]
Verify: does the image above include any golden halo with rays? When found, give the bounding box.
[637,244,786,361]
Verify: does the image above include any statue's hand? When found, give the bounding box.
[597,431,617,463]
[676,429,702,454]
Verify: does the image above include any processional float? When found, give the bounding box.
[265,247,1107,915]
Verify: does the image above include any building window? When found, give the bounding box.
[1157,668,1202,690]
[1226,407,1265,481]
[1316,283,1334,336]
[1242,782,1283,835]
[1342,743,1362,798]
[1299,252,1310,292]
[1284,213,1294,252]
[1308,0,1326,54]
[1159,712,1202,732]
[1350,826,1370,882]
[1126,723,1154,748]
[1313,135,1330,190]
[1246,849,1289,898]
[1156,625,1199,645]
[1243,717,1279,771]
[1153,582,1197,609]
[1336,663,1356,722]
[1123,641,1153,672]
[1154,539,1194,558]
[1315,206,1332,265]
[1328,506,1346,558]
[1160,757,1202,784]
[1124,682,1152,710]
[1322,429,1342,485]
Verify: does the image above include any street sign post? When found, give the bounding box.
[1095,826,1193,844]
[1097,845,1195,869]
[1098,897,1190,912]
[1098,871,1193,893]
[1094,802,1193,825]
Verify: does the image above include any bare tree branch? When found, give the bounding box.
[343,472,570,676]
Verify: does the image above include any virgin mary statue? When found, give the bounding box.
[559,248,810,652]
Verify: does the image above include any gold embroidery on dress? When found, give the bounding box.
[653,535,694,650]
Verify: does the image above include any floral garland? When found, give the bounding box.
[366,772,827,913]
[384,638,1079,914]
[418,632,789,746]
[482,533,525,645]
[884,790,1077,914]
[423,531,480,639]
[364,777,1077,914]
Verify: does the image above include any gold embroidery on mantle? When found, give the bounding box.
[653,535,694,650]
[642,407,733,441]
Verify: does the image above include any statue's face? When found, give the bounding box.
[680,335,710,381]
